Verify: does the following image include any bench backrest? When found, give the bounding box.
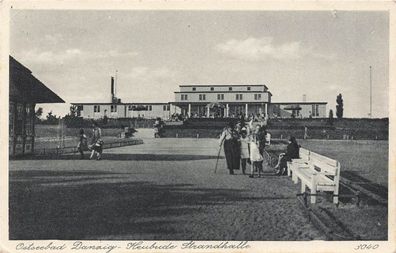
[309,151,340,177]
[299,148,310,161]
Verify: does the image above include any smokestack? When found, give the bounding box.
[111,76,115,96]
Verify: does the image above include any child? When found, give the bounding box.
[249,136,264,178]
[77,128,88,159]
[239,128,250,175]
[90,122,103,160]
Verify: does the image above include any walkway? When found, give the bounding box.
[9,129,324,240]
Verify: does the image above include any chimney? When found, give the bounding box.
[111,76,115,103]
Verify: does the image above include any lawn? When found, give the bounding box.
[298,139,388,187]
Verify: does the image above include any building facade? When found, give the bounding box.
[73,102,180,120]
[73,82,327,120]
[9,56,64,156]
[268,102,327,119]
[173,84,272,118]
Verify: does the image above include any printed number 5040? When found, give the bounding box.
[354,244,379,250]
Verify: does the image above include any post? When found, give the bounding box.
[245,103,248,117]
[207,106,210,118]
[311,172,317,204]
[226,104,229,117]
[333,162,340,204]
[264,103,268,117]
[188,104,191,117]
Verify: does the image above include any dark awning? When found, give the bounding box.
[9,56,65,104]
[283,105,302,110]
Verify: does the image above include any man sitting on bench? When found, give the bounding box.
[275,136,300,176]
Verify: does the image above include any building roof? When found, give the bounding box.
[174,91,270,94]
[9,56,64,104]
[271,102,327,105]
[179,84,269,90]
[71,102,170,105]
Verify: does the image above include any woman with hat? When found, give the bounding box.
[219,121,240,175]
[275,136,300,176]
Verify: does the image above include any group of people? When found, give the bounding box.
[77,122,104,160]
[219,120,300,177]
[219,120,267,176]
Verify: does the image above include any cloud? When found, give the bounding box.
[43,34,64,44]
[126,66,177,81]
[17,48,138,65]
[215,37,334,62]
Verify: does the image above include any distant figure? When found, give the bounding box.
[90,122,103,160]
[304,126,309,139]
[154,118,163,138]
[265,132,271,145]
[77,128,88,159]
[275,136,300,176]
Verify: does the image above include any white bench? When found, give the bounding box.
[287,148,341,204]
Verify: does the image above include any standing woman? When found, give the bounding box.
[219,122,239,175]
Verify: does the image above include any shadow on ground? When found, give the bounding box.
[15,153,223,161]
[9,169,291,240]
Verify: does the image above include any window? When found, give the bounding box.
[199,94,206,101]
[312,105,316,116]
[229,87,232,91]
[128,105,134,111]
[148,105,152,111]
[192,87,196,91]
[94,105,100,113]
[217,94,224,100]
[163,105,170,111]
[77,105,83,111]
[247,87,251,91]
[236,94,243,100]
[316,105,319,116]
[210,87,214,91]
[111,105,117,112]
[181,94,188,100]
[254,94,261,100]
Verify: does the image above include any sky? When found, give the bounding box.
[10,10,389,118]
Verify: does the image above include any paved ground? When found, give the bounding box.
[9,129,325,240]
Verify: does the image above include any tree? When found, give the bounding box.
[336,94,344,119]
[328,109,334,125]
[46,111,59,124]
[69,105,77,118]
[35,107,43,122]
[35,107,43,118]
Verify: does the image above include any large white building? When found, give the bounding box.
[72,82,327,120]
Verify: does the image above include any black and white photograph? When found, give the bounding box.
[1,1,395,252]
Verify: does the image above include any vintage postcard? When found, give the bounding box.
[0,1,395,253]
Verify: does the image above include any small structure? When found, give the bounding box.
[9,56,64,157]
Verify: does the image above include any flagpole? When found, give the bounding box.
[369,66,372,118]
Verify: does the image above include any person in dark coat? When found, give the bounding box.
[276,136,300,176]
[219,122,240,174]
[77,128,88,159]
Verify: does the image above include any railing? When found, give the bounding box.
[34,139,144,156]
